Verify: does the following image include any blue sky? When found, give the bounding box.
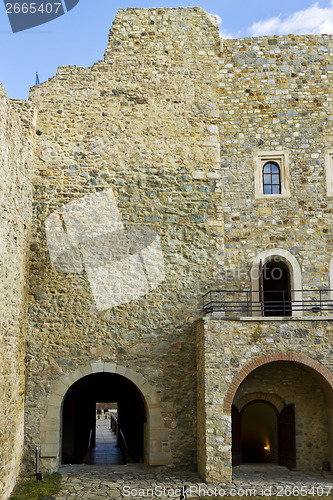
[1,0,333,100]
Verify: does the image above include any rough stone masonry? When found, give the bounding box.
[0,84,36,498]
[1,6,333,499]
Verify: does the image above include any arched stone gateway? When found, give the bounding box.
[196,316,333,483]
[39,362,172,470]
[226,354,333,472]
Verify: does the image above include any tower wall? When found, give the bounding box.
[218,35,333,288]
[26,7,221,470]
[196,34,333,482]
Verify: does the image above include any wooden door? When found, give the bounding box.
[278,404,296,468]
[232,405,242,466]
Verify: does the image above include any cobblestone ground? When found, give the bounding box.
[55,464,333,499]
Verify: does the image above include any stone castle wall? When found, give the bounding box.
[25,7,221,470]
[218,34,333,290]
[0,84,35,498]
[1,6,333,488]
[196,34,333,482]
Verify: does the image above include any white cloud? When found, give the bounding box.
[248,1,333,36]
[219,28,236,39]
[207,11,236,38]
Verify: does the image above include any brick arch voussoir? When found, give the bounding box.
[223,352,333,414]
[234,392,286,414]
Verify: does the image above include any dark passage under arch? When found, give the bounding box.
[61,372,145,464]
[232,400,296,468]
[241,401,278,464]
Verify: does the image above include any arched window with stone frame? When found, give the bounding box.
[254,151,290,198]
[262,161,281,195]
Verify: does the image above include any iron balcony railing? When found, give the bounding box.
[203,289,333,318]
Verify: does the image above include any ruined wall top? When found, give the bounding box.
[104,7,221,61]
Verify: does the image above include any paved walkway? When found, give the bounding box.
[55,464,333,499]
[91,420,124,465]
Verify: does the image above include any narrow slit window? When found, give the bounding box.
[263,161,281,195]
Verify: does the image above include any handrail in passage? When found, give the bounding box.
[80,428,93,464]
[109,412,133,463]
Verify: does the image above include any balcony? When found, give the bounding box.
[203,289,333,318]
